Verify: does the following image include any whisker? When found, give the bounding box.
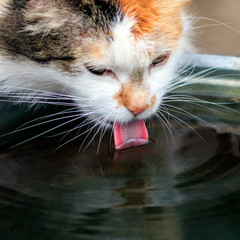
[169,65,230,92]
[1,87,81,101]
[9,113,90,148]
[47,117,94,139]
[163,96,224,115]
[164,95,240,131]
[78,120,104,153]
[161,106,206,142]
[172,56,201,80]
[1,111,89,137]
[81,111,115,153]
[53,117,102,152]
[15,107,80,130]
[0,98,78,106]
[163,103,215,128]
[96,113,115,153]
[156,108,176,142]
[188,16,240,36]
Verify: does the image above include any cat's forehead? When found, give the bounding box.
[86,16,169,71]
[84,0,190,69]
[0,0,190,72]
[110,17,151,70]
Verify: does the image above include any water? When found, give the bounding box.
[0,121,240,240]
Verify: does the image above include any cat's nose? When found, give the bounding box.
[127,104,149,116]
[115,82,151,116]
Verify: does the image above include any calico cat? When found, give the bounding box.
[0,0,192,150]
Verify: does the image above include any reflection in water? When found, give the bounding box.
[0,122,240,239]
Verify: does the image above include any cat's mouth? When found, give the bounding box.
[113,120,149,150]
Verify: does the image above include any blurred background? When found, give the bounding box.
[191,0,240,56]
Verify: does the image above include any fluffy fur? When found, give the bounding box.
[0,0,193,126]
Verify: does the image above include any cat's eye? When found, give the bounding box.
[86,66,113,76]
[152,54,170,67]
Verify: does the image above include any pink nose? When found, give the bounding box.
[128,104,149,115]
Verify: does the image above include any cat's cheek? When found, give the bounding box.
[70,78,134,123]
[71,73,121,98]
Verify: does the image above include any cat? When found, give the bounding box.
[0,0,193,150]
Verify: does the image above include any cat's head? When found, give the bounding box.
[0,0,193,148]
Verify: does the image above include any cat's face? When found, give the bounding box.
[0,0,192,149]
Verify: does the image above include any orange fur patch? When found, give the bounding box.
[119,0,192,47]
[86,41,110,62]
[150,95,157,109]
[88,44,104,60]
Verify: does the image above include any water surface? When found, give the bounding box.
[0,121,240,240]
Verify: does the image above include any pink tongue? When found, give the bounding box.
[114,120,149,150]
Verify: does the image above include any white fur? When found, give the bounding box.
[110,16,150,72]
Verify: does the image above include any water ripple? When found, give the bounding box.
[0,122,240,239]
